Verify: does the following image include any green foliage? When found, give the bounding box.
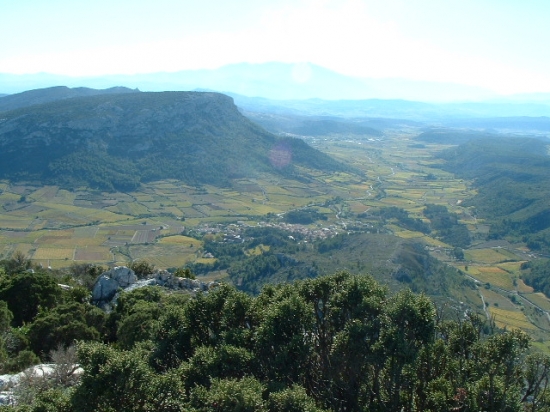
[128,260,154,279]
[72,343,156,412]
[453,247,465,260]
[423,204,470,248]
[116,302,160,350]
[69,263,105,291]
[174,267,195,279]
[66,286,91,304]
[0,272,63,326]
[196,228,309,293]
[1,251,32,275]
[107,287,163,348]
[267,386,327,412]
[0,300,13,333]
[114,286,162,317]
[151,306,193,371]
[49,151,140,191]
[189,377,266,412]
[317,233,346,253]
[1,272,548,411]
[255,293,314,384]
[27,302,107,358]
[521,259,550,297]
[28,388,74,412]
[1,350,40,374]
[182,344,255,391]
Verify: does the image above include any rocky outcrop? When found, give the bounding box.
[153,270,212,292]
[91,266,218,308]
[91,266,138,303]
[0,364,83,406]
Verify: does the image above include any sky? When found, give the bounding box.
[1,0,550,95]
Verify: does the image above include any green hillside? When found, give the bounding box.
[422,133,550,250]
[0,90,352,191]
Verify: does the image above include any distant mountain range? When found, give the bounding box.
[0,88,350,191]
[0,62,531,103]
[3,63,550,121]
[230,93,550,122]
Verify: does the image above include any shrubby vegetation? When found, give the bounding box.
[1,254,550,411]
[0,258,108,375]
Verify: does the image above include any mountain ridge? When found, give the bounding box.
[0,90,351,191]
[0,85,138,112]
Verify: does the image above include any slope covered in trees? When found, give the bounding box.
[421,134,550,250]
[0,89,352,191]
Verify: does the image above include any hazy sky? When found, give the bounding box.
[1,0,549,94]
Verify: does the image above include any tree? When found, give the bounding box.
[174,267,195,280]
[0,272,63,326]
[453,247,465,260]
[151,306,193,371]
[128,260,154,279]
[267,386,326,412]
[27,302,107,357]
[189,377,266,412]
[0,300,13,333]
[182,344,255,392]
[72,343,157,412]
[116,302,160,350]
[114,286,163,317]
[70,263,105,290]
[254,293,314,385]
[3,250,32,275]
[378,289,436,411]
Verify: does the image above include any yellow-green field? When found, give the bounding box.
[465,248,515,264]
[489,306,536,331]
[32,247,74,260]
[467,266,516,290]
[483,287,516,307]
[523,293,550,312]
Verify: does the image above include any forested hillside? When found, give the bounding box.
[0,90,351,191]
[420,133,550,251]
